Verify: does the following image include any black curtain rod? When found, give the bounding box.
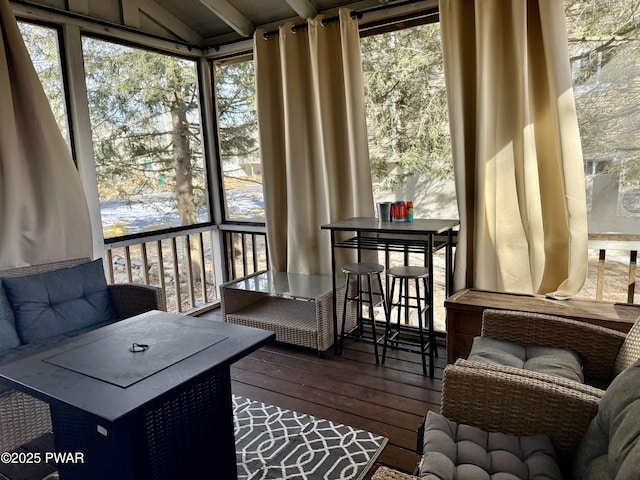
[261,14,342,39]
[261,0,430,40]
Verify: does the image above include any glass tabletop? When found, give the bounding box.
[226,271,342,301]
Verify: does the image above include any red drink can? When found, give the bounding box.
[392,201,406,222]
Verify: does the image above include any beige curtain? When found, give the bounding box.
[254,9,374,276]
[0,0,92,268]
[440,0,588,298]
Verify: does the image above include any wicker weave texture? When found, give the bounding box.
[51,368,235,478]
[221,278,355,352]
[109,283,166,317]
[0,391,52,453]
[614,320,640,375]
[0,258,90,278]
[456,359,605,398]
[226,301,318,350]
[371,466,420,480]
[441,360,600,462]
[481,308,626,380]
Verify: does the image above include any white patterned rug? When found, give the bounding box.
[233,395,388,480]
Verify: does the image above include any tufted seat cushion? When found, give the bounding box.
[2,260,118,345]
[419,411,561,480]
[467,336,584,383]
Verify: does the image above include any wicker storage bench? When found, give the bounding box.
[221,271,355,353]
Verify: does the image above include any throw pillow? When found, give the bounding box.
[573,359,640,479]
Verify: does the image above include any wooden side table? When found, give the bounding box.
[444,288,640,364]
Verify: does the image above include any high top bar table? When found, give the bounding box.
[321,217,459,354]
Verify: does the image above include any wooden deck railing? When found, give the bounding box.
[103,227,640,315]
[104,225,268,314]
[222,224,269,280]
[585,234,640,304]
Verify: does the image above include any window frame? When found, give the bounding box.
[17,18,76,162]
[211,52,265,226]
[79,32,218,244]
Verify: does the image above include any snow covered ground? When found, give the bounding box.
[100,187,264,236]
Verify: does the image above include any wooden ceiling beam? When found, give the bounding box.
[67,0,89,15]
[121,0,141,29]
[198,0,255,38]
[284,0,317,19]
[127,0,204,45]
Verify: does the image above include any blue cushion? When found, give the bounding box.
[0,282,21,352]
[0,318,118,395]
[2,260,118,344]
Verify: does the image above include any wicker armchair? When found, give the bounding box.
[0,257,165,453]
[371,359,603,479]
[472,308,640,387]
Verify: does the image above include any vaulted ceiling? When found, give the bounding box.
[12,0,438,49]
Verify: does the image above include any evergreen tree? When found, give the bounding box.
[361,23,452,192]
[564,0,640,187]
[81,38,203,229]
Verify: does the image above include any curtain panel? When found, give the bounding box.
[0,0,92,268]
[254,8,374,276]
[440,0,588,298]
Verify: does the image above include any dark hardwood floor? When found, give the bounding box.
[201,309,445,478]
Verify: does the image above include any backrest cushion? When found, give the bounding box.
[0,281,21,352]
[3,259,118,344]
[614,320,640,376]
[467,336,584,383]
[573,359,640,480]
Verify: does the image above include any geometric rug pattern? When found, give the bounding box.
[233,396,388,480]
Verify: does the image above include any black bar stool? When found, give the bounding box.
[340,262,388,363]
[382,266,437,377]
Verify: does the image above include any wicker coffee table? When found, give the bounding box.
[0,310,274,480]
[221,271,355,353]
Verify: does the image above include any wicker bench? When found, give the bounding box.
[0,257,165,453]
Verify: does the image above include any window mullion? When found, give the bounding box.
[62,23,105,259]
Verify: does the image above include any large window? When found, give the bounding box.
[18,21,70,146]
[361,23,456,220]
[565,1,640,301]
[214,56,264,222]
[361,23,453,332]
[81,37,210,238]
[565,0,640,236]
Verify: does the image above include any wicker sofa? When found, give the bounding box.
[0,257,165,453]
[372,357,640,479]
